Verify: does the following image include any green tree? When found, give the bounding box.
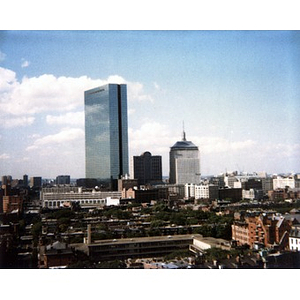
[150,219,165,228]
[170,212,186,226]
[31,221,42,242]
[204,247,230,262]
[164,249,191,261]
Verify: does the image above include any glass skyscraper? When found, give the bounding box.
[84,84,129,185]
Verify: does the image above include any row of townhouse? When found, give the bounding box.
[232,212,300,250]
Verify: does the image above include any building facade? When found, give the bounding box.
[40,186,121,209]
[3,195,23,213]
[185,183,220,201]
[30,177,42,188]
[232,213,294,249]
[169,131,200,185]
[289,225,300,251]
[84,84,129,186]
[80,234,199,262]
[133,151,162,186]
[273,175,295,189]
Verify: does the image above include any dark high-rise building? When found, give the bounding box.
[84,84,129,187]
[133,151,162,186]
[30,177,42,188]
[1,175,12,186]
[56,175,71,185]
[23,174,28,187]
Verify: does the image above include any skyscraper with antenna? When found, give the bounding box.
[169,125,200,184]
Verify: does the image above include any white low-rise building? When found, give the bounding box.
[185,183,218,200]
[195,184,209,199]
[242,189,255,200]
[289,225,300,251]
[40,186,121,209]
[273,175,295,189]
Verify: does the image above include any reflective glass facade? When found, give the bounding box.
[84,84,129,182]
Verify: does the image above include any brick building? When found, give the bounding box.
[3,195,23,213]
[268,188,300,201]
[1,184,24,213]
[232,213,296,249]
[39,241,74,268]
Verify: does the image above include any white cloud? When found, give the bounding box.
[128,108,136,116]
[46,111,84,126]
[194,136,257,154]
[129,121,174,155]
[154,82,160,90]
[28,134,41,139]
[106,75,126,84]
[0,67,18,92]
[0,68,154,127]
[1,116,35,128]
[128,82,154,103]
[23,127,85,177]
[0,51,6,62]
[0,153,10,160]
[129,121,175,176]
[26,127,84,151]
[21,59,30,68]
[259,143,300,159]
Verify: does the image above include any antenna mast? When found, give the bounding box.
[182,121,186,141]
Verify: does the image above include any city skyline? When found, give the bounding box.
[0,30,299,178]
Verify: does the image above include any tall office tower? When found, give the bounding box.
[1,175,12,185]
[23,174,28,187]
[133,151,163,186]
[84,84,129,188]
[169,130,200,185]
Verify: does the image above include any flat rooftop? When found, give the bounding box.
[91,234,203,246]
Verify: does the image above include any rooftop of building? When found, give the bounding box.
[171,130,198,149]
[193,236,231,248]
[87,234,202,246]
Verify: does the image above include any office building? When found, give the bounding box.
[1,175,12,186]
[79,234,200,262]
[273,175,295,189]
[56,175,70,185]
[133,151,162,186]
[84,84,129,188]
[169,130,200,184]
[30,177,42,188]
[23,174,28,187]
[185,183,219,200]
[40,186,121,209]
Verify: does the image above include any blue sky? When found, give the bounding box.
[0,30,299,179]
